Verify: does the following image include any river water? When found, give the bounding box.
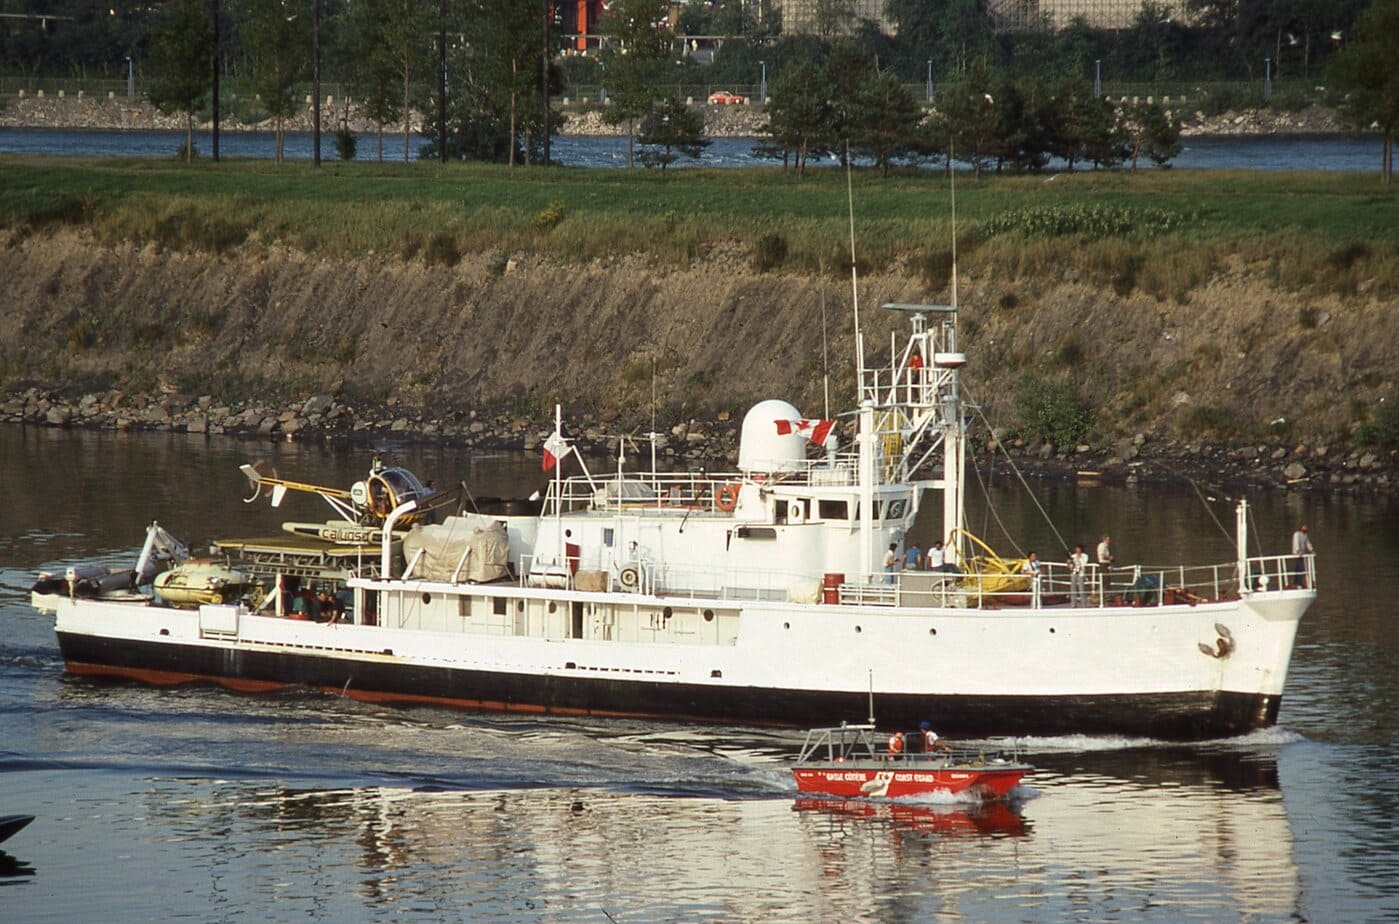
[0,127,1384,171]
[1,424,1396,922]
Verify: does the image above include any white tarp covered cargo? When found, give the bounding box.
[403,515,510,583]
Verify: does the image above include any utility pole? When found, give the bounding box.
[542,0,551,165]
[211,0,220,161]
[312,0,321,167]
[438,0,447,162]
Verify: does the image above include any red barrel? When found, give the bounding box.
[822,573,844,605]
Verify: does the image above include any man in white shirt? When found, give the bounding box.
[1291,524,1314,588]
[927,540,946,570]
[883,543,899,583]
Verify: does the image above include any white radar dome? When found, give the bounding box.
[738,399,807,474]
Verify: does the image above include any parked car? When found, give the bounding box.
[707,90,747,105]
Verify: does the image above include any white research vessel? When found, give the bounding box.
[33,303,1314,739]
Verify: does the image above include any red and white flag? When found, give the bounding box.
[542,433,571,472]
[775,419,835,444]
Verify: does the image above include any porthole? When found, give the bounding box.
[663,606,673,619]
[421,593,432,605]
[783,622,790,630]
[1049,627,1056,634]
[929,627,937,636]
[548,602,557,614]
[704,610,715,622]
[517,601,525,612]
[855,625,862,633]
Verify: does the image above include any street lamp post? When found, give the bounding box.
[926,59,932,101]
[1264,56,1271,102]
[1094,59,1101,98]
[759,60,766,103]
[124,56,133,99]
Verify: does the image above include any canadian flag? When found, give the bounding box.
[775,419,836,444]
[542,432,571,472]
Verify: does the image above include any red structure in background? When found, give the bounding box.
[564,0,605,51]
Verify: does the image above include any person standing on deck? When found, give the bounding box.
[1069,544,1089,606]
[905,542,923,571]
[883,543,900,583]
[1291,524,1314,588]
[1097,535,1114,592]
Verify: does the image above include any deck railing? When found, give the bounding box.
[546,464,869,514]
[501,552,1313,610]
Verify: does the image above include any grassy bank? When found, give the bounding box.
[1,158,1396,297]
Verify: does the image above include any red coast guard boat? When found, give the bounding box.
[791,723,1031,800]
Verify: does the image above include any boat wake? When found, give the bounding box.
[1011,726,1305,753]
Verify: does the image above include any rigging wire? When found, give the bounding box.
[962,384,1071,553]
[1131,455,1237,546]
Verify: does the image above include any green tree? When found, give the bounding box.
[601,0,673,168]
[243,0,311,163]
[849,67,922,177]
[379,0,433,162]
[146,0,215,163]
[415,10,562,166]
[761,59,835,175]
[1330,0,1399,185]
[1047,76,1121,171]
[1119,100,1182,169]
[931,60,998,178]
[476,0,558,166]
[637,96,710,170]
[339,0,402,161]
[824,38,875,159]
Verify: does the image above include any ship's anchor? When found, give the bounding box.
[1198,623,1235,659]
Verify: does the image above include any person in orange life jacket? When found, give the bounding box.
[888,731,905,755]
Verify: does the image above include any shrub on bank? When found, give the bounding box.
[1356,398,1399,449]
[1014,375,1093,449]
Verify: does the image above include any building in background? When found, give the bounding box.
[776,0,1181,37]
[989,0,1184,33]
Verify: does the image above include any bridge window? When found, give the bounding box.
[818,500,848,520]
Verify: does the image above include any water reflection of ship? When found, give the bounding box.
[1028,743,1283,792]
[793,797,1030,839]
[140,744,1302,922]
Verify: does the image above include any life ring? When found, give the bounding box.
[715,483,741,512]
[618,565,641,590]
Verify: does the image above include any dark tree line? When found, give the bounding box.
[759,44,1183,177]
[5,0,1391,175]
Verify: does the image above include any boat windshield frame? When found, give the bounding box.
[796,723,884,763]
